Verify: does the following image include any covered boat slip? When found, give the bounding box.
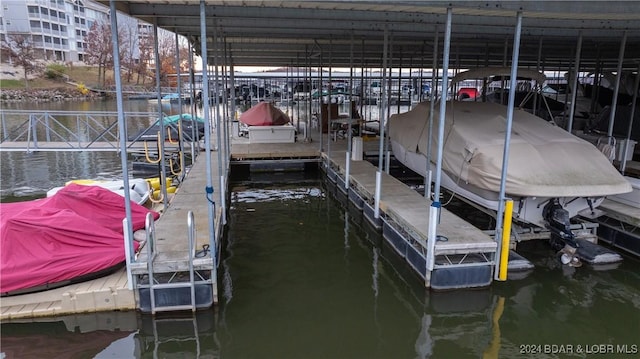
[325,151,498,289]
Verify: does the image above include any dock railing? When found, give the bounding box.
[0,110,163,152]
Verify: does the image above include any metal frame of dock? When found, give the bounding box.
[324,150,498,289]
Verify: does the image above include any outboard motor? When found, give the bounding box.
[542,198,582,267]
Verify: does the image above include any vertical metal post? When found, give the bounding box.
[607,31,627,140]
[307,47,312,142]
[122,218,134,290]
[533,36,543,117]
[345,33,354,191]
[494,11,523,281]
[153,19,168,208]
[319,55,324,153]
[229,55,237,139]
[109,0,134,262]
[327,39,332,159]
[200,0,217,266]
[427,8,452,277]
[384,37,393,173]
[213,22,227,225]
[175,32,186,182]
[374,26,389,219]
[426,29,438,200]
[188,43,198,157]
[222,39,230,164]
[567,31,583,133]
[360,38,365,135]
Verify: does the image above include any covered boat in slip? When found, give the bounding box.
[238,101,296,143]
[129,113,205,142]
[388,100,632,264]
[0,184,160,296]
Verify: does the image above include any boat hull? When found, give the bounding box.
[390,138,604,227]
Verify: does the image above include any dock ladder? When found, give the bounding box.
[135,211,215,314]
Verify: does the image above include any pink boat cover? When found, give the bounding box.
[239,102,290,126]
[0,184,160,295]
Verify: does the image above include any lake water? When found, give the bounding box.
[1,100,639,358]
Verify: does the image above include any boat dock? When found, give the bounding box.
[324,149,498,289]
[2,126,508,319]
[590,198,640,257]
[1,138,225,319]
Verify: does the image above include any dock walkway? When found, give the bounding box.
[325,149,497,289]
[1,143,224,319]
[2,131,501,318]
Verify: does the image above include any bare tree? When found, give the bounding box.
[156,31,191,87]
[84,21,113,87]
[1,33,39,88]
[118,17,138,83]
[136,33,153,85]
[85,19,189,88]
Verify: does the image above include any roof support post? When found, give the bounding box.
[374,25,389,220]
[607,31,628,140]
[319,52,324,153]
[567,31,583,133]
[384,37,393,174]
[199,0,217,268]
[345,32,354,192]
[223,39,231,172]
[109,0,134,288]
[212,24,227,225]
[153,18,169,209]
[175,31,186,183]
[426,7,452,277]
[327,38,332,161]
[229,47,237,140]
[493,11,523,281]
[533,36,543,117]
[425,29,438,200]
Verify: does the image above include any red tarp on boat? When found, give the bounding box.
[239,102,290,126]
[0,184,160,295]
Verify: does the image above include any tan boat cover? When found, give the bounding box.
[389,101,632,197]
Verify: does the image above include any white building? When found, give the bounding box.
[0,0,148,64]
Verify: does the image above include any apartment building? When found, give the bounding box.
[0,0,148,64]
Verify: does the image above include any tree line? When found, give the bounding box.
[1,20,190,89]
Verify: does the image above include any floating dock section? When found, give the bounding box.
[589,198,640,258]
[324,150,498,290]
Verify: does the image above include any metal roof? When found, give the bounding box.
[101,1,640,71]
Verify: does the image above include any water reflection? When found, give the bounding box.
[1,312,138,358]
[0,151,124,201]
[0,311,220,359]
[1,164,639,358]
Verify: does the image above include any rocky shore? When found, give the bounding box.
[0,87,104,102]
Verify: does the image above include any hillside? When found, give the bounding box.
[0,63,149,90]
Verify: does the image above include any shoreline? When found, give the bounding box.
[0,87,105,102]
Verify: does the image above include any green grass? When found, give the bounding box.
[0,66,144,90]
[0,79,26,89]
